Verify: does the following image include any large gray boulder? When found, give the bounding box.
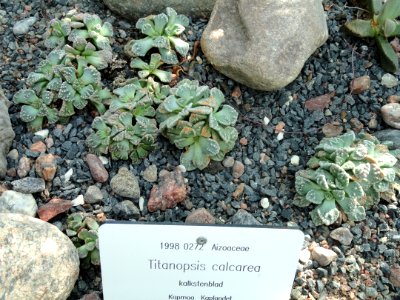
[0,213,79,300]
[103,0,216,21]
[201,0,328,91]
[0,89,15,178]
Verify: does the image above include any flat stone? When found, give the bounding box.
[330,227,354,246]
[0,190,37,216]
[185,208,216,224]
[299,248,311,264]
[260,197,270,209]
[11,177,45,193]
[0,213,79,299]
[305,93,334,111]
[13,16,36,35]
[84,185,103,204]
[201,0,328,91]
[229,209,262,225]
[111,167,140,199]
[37,198,72,221]
[103,0,216,21]
[113,200,140,220]
[0,89,15,179]
[381,103,400,129]
[35,154,58,181]
[86,154,109,183]
[311,246,337,266]
[147,168,187,212]
[34,129,49,138]
[222,156,235,168]
[30,141,46,153]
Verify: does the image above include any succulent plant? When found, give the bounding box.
[27,49,66,97]
[126,77,170,104]
[66,213,100,267]
[156,79,238,170]
[45,10,113,50]
[130,53,172,83]
[109,83,155,115]
[13,89,59,132]
[65,37,112,70]
[294,131,400,226]
[45,10,113,70]
[57,65,110,118]
[127,7,189,64]
[344,0,400,72]
[87,110,158,164]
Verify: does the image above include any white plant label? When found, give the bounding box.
[99,223,304,300]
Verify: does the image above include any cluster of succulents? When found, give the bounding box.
[66,213,100,267]
[45,9,113,70]
[87,84,158,164]
[156,79,238,170]
[130,53,172,83]
[13,49,112,131]
[126,7,189,64]
[344,0,400,72]
[294,131,400,226]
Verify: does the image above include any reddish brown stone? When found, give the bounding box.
[390,266,400,288]
[350,76,370,94]
[30,141,46,153]
[185,208,216,224]
[322,122,343,137]
[86,154,109,183]
[232,183,245,199]
[37,198,72,221]
[350,118,364,132]
[239,137,248,145]
[147,168,187,212]
[79,293,101,300]
[232,160,245,179]
[35,154,58,181]
[305,92,334,111]
[6,168,16,177]
[0,183,9,195]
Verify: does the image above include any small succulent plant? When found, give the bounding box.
[294,131,400,226]
[87,110,158,164]
[130,53,172,83]
[344,0,400,72]
[57,65,110,118]
[126,77,170,104]
[127,7,189,64]
[156,79,238,170]
[66,213,100,267]
[45,10,113,70]
[13,89,59,132]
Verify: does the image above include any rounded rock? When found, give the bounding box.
[110,167,140,199]
[84,185,103,204]
[381,103,400,129]
[185,208,216,224]
[0,190,38,216]
[330,227,353,246]
[86,154,109,183]
[0,213,79,299]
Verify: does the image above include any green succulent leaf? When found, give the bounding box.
[316,199,340,226]
[344,19,376,38]
[378,0,400,23]
[376,35,399,73]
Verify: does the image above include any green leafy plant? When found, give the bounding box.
[57,65,110,118]
[87,98,158,163]
[344,0,400,72]
[130,53,172,83]
[13,89,59,132]
[294,131,400,226]
[45,10,113,70]
[156,79,238,170]
[66,213,100,267]
[126,77,170,104]
[127,7,189,64]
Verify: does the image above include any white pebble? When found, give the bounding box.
[34,129,49,139]
[139,197,144,211]
[263,116,270,126]
[63,168,73,183]
[290,155,300,166]
[299,248,311,264]
[177,164,186,173]
[71,195,84,206]
[381,73,398,88]
[99,156,109,165]
[260,197,270,209]
[277,131,284,141]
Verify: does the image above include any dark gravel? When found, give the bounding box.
[0,0,399,299]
